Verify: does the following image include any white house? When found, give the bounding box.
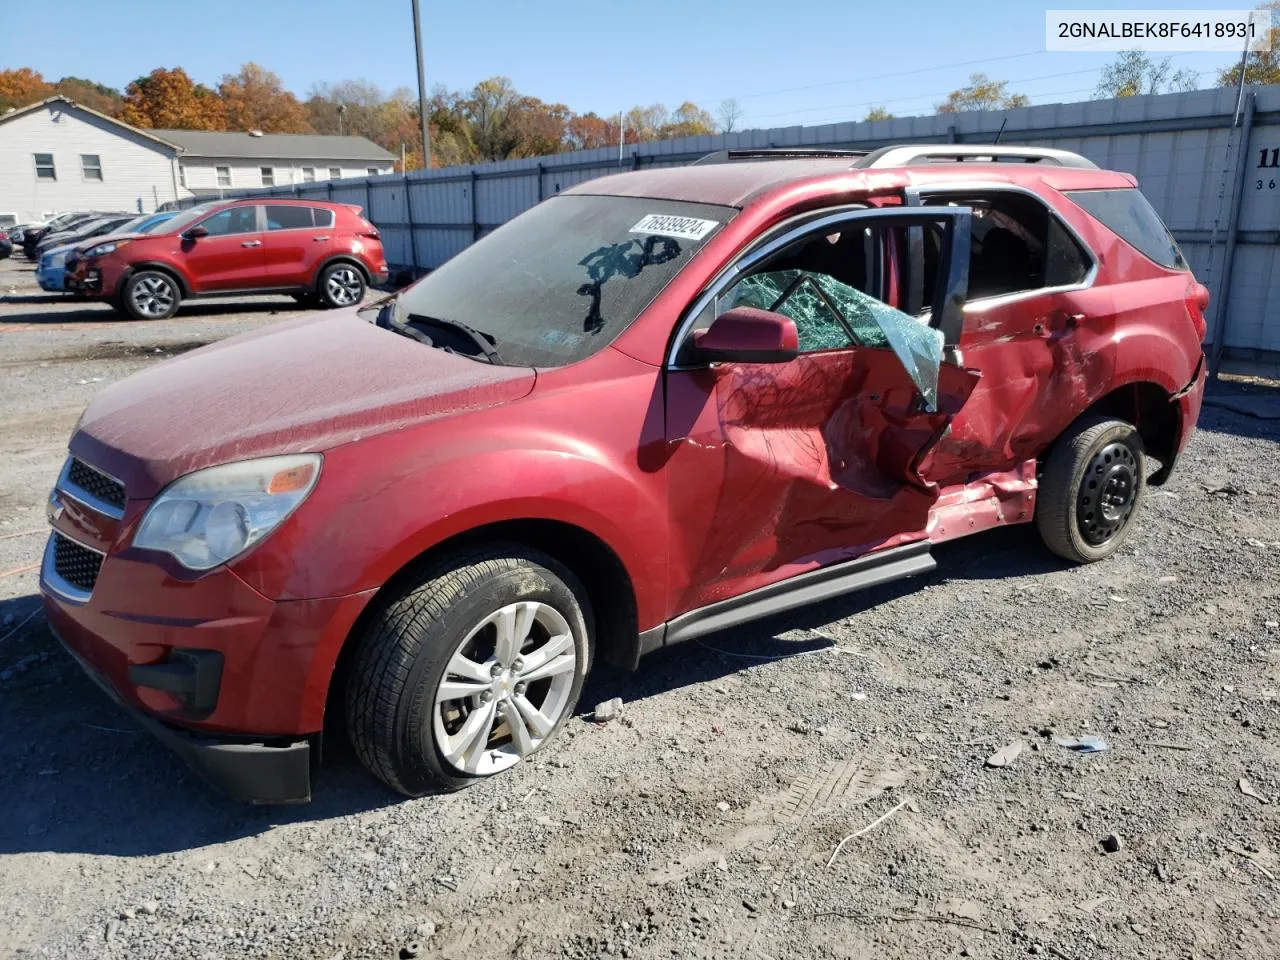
[0,97,183,225]
[157,130,395,197]
[0,96,396,226]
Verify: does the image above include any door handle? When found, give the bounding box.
[241,240,262,247]
[313,235,330,241]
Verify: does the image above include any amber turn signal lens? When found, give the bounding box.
[267,463,317,494]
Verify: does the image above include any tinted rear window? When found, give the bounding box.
[312,207,335,228]
[265,205,314,230]
[1065,188,1186,270]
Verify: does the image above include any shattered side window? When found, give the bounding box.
[720,265,944,408]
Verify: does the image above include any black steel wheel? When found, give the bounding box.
[1036,416,1146,563]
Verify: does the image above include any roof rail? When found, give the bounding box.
[692,147,870,165]
[856,145,1097,169]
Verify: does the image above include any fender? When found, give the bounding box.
[229,423,669,629]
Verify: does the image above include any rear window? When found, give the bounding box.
[1065,188,1186,270]
[312,207,335,228]
[265,205,314,230]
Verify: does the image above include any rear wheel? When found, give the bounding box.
[1036,416,1146,563]
[317,263,366,309]
[345,545,591,796]
[122,270,180,321]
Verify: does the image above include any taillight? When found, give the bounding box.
[359,219,380,240]
[1185,280,1210,340]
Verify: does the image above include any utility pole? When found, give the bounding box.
[618,111,624,167]
[337,103,346,137]
[411,0,432,169]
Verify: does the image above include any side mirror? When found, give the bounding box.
[182,225,209,240]
[690,307,799,364]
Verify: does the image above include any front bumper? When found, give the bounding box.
[49,619,314,803]
[36,265,66,292]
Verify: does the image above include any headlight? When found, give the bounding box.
[134,454,321,571]
[84,239,129,258]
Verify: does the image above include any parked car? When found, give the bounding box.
[38,212,177,293]
[22,212,102,258]
[42,145,1207,803]
[65,199,388,320]
[35,214,134,259]
[0,230,11,260]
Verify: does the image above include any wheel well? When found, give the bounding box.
[314,256,370,291]
[324,519,640,730]
[118,263,189,298]
[1051,382,1180,483]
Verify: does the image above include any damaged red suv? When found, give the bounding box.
[42,145,1207,803]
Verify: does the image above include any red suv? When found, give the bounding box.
[42,145,1207,803]
[66,199,388,320]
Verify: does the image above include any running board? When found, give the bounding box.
[639,541,936,655]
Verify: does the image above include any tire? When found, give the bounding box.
[345,544,592,797]
[121,270,180,321]
[317,262,366,309]
[1036,415,1146,564]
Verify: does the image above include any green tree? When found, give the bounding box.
[1096,51,1199,97]
[52,77,124,116]
[937,73,1029,113]
[865,106,894,121]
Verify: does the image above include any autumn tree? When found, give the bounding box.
[662,101,716,138]
[865,106,894,121]
[1096,51,1199,97]
[219,63,311,133]
[937,73,1029,113]
[1218,2,1280,86]
[717,98,744,133]
[0,67,53,111]
[52,77,124,116]
[122,67,226,130]
[566,112,617,149]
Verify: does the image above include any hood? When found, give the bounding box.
[71,230,148,255]
[70,310,537,498]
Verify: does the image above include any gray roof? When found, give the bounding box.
[152,129,394,162]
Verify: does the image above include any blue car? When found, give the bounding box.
[36,211,175,293]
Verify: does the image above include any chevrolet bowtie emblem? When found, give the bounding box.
[47,489,63,525]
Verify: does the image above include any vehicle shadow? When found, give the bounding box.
[0,526,1060,858]
[1200,377,1280,442]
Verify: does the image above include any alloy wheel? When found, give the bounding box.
[326,267,363,305]
[130,276,175,318]
[432,600,577,776]
[1077,440,1138,545]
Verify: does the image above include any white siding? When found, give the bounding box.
[179,159,394,194]
[0,102,181,221]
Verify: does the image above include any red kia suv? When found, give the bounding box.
[42,145,1207,803]
[66,198,388,320]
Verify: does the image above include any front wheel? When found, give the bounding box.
[1036,416,1146,563]
[317,263,366,308]
[121,270,180,321]
[345,545,592,796]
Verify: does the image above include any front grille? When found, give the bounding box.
[67,458,126,510]
[52,532,103,594]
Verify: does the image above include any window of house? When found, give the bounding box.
[264,205,315,230]
[178,165,187,187]
[302,167,316,182]
[198,206,259,236]
[329,167,342,179]
[919,190,1092,301]
[34,153,56,180]
[81,154,103,181]
[367,167,380,177]
[260,166,275,186]
[216,166,232,187]
[1064,188,1187,270]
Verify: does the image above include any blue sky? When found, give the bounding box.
[1,0,1256,127]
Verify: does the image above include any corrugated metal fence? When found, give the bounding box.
[189,85,1280,371]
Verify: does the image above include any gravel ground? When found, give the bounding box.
[2,255,1278,960]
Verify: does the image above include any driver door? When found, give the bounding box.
[663,206,978,617]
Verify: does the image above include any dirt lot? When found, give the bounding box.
[1,254,1278,960]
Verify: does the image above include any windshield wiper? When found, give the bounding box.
[405,312,502,364]
[373,298,501,364]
